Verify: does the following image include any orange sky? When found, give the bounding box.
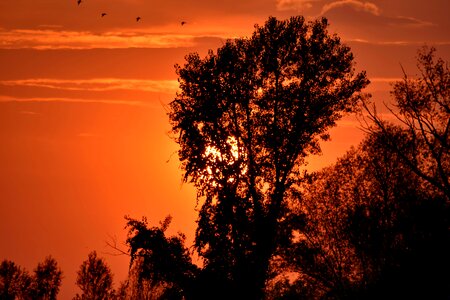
[1,0,449,298]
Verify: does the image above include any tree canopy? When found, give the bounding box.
[31,256,63,300]
[365,46,449,201]
[74,251,116,300]
[169,15,368,298]
[281,128,449,299]
[0,260,32,300]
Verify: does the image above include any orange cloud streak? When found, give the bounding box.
[0,29,224,49]
[0,78,179,93]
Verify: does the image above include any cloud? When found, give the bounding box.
[321,0,436,29]
[0,78,179,94]
[369,77,402,83]
[0,95,148,106]
[19,110,41,115]
[0,29,226,50]
[391,16,435,28]
[321,0,380,16]
[344,38,450,46]
[276,0,321,11]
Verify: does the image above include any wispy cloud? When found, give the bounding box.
[0,78,179,93]
[19,110,41,115]
[321,0,436,28]
[276,0,321,11]
[0,95,148,106]
[0,29,225,49]
[346,39,449,46]
[391,16,435,28]
[321,0,380,16]
[369,77,402,83]
[37,24,64,29]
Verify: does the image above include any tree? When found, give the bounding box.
[283,130,449,299]
[365,46,449,201]
[74,251,116,300]
[31,256,63,300]
[169,15,368,298]
[0,260,32,300]
[120,215,198,300]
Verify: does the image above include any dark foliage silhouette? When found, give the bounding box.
[271,49,449,299]
[119,215,198,299]
[280,129,449,299]
[0,260,32,300]
[31,256,63,300]
[74,251,116,300]
[365,46,449,201]
[169,15,368,299]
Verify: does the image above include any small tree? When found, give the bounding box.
[122,215,198,300]
[31,256,63,300]
[0,260,32,300]
[169,15,368,298]
[74,251,115,300]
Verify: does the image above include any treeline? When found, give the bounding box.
[0,252,117,299]
[1,16,449,299]
[1,250,160,300]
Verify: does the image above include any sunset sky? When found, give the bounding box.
[1,0,449,298]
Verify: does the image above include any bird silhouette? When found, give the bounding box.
[77,0,82,5]
[181,21,187,26]
[101,13,107,17]
[136,17,141,22]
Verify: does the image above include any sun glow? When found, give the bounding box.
[201,136,248,186]
[204,136,240,163]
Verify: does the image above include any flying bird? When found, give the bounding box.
[77,0,82,5]
[136,17,141,22]
[101,13,107,17]
[181,21,187,26]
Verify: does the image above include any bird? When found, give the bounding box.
[136,17,141,22]
[101,13,107,17]
[77,0,82,5]
[181,21,187,26]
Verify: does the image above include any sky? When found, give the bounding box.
[1,0,449,298]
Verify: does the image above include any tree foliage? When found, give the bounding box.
[279,128,449,299]
[121,215,198,299]
[365,46,449,200]
[74,251,116,300]
[169,15,368,298]
[0,260,32,300]
[0,257,63,300]
[31,256,63,300]
[277,49,450,298]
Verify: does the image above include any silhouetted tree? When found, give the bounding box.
[365,46,449,201]
[0,260,32,300]
[169,15,368,298]
[282,129,449,299]
[120,215,198,299]
[74,251,116,300]
[30,256,63,300]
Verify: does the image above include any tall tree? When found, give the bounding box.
[169,15,368,298]
[74,251,116,300]
[365,46,449,200]
[31,256,63,300]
